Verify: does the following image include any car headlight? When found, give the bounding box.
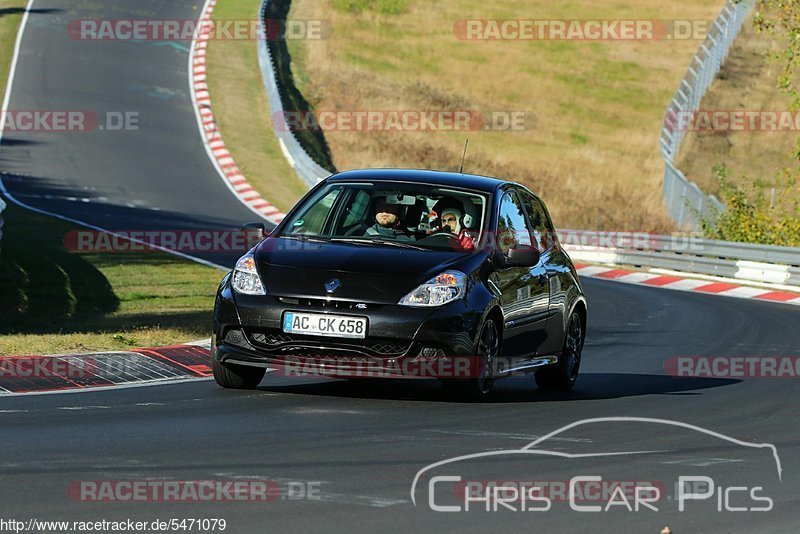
[231,254,265,295]
[399,270,466,307]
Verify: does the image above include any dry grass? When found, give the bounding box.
[286,0,725,231]
[675,18,798,197]
[205,0,309,213]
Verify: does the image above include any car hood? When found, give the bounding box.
[254,237,470,303]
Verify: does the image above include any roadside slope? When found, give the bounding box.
[675,16,797,196]
[287,0,724,231]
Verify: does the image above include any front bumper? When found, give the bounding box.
[212,275,485,379]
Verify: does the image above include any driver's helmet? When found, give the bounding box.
[431,196,476,234]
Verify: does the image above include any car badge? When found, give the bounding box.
[324,278,341,294]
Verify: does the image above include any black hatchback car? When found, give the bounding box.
[212,169,586,398]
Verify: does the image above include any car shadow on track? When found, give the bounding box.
[0,8,62,17]
[256,372,739,403]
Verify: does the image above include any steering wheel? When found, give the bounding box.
[343,223,369,237]
[429,230,455,237]
[416,232,456,247]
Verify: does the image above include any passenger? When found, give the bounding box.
[434,203,475,251]
[364,200,414,242]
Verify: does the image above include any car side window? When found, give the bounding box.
[497,192,532,255]
[519,191,554,252]
[342,189,371,228]
[292,188,341,235]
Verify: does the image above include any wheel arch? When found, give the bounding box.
[569,297,588,342]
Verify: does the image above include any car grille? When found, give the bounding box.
[244,329,412,358]
[276,297,372,310]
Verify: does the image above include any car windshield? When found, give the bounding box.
[279,182,488,251]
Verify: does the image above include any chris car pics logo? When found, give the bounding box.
[410,417,782,513]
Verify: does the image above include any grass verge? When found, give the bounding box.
[0,203,225,355]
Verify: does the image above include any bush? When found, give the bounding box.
[698,164,800,246]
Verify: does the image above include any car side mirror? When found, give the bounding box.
[241,222,268,237]
[503,245,540,267]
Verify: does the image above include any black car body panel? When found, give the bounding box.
[212,169,586,383]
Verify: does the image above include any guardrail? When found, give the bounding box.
[257,0,333,188]
[660,0,753,229]
[560,230,800,287]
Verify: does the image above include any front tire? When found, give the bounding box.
[535,311,583,391]
[212,358,266,389]
[442,318,499,401]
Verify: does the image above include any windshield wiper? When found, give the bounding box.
[283,234,330,243]
[331,237,427,251]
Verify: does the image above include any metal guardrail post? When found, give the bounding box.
[559,229,800,286]
[0,196,5,254]
[660,0,753,230]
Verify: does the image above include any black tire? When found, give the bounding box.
[535,311,583,390]
[212,358,266,389]
[442,318,500,401]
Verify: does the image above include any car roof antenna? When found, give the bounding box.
[459,138,469,174]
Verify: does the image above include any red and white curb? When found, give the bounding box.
[0,342,214,396]
[190,0,286,225]
[574,263,800,306]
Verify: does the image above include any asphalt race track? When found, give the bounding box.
[1,1,799,533]
[1,277,798,532]
[0,0,263,268]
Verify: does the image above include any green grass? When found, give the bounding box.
[332,0,410,15]
[0,202,225,356]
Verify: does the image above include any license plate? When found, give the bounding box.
[282,311,368,339]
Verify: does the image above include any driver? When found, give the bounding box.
[364,200,415,242]
[440,207,463,235]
